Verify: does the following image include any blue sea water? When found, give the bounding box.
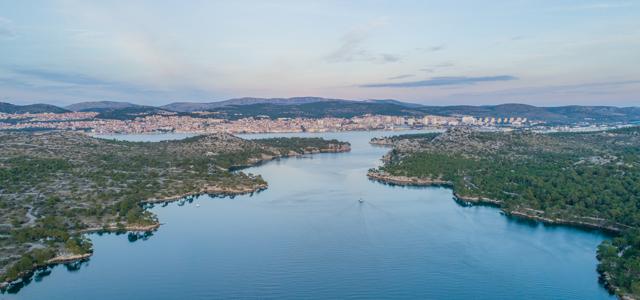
[3,131,613,299]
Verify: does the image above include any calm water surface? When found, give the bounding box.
[4,131,613,299]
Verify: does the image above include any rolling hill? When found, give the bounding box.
[0,102,69,114]
[65,101,142,112]
[204,101,424,119]
[160,97,354,112]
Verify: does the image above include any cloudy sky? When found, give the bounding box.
[0,0,639,106]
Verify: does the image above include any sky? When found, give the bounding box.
[0,0,639,107]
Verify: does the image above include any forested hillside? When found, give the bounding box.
[369,127,640,297]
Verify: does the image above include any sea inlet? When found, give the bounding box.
[5,131,613,299]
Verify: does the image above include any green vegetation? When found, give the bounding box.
[385,132,440,141]
[0,131,349,284]
[0,102,69,114]
[372,126,640,297]
[598,229,640,295]
[254,137,349,153]
[198,101,424,120]
[370,132,440,145]
[3,249,56,281]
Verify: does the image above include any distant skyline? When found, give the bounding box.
[0,1,639,107]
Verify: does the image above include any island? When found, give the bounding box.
[368,127,640,299]
[0,131,350,288]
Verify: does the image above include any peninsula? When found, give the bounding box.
[368,127,640,298]
[0,131,350,287]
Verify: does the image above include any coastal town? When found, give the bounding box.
[0,111,536,134]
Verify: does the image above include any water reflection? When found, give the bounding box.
[3,258,90,295]
[128,231,154,243]
[63,259,88,272]
[33,268,52,282]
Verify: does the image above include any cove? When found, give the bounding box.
[4,131,614,299]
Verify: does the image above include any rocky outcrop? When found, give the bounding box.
[286,144,352,155]
[79,223,161,234]
[598,270,637,300]
[47,253,92,264]
[1,253,93,290]
[237,144,351,169]
[319,143,351,153]
[367,170,451,186]
[506,210,628,234]
[370,137,394,146]
[142,183,268,204]
[452,192,502,205]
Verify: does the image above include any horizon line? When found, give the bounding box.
[1,97,639,109]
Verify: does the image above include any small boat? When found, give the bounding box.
[196,204,200,207]
[358,198,364,204]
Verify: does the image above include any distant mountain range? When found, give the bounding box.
[65,101,140,112]
[0,102,69,114]
[64,101,174,120]
[160,97,353,112]
[1,98,639,124]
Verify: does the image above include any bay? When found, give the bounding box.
[4,131,613,299]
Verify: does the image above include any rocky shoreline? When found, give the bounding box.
[144,144,351,204]
[0,221,163,290]
[142,183,269,204]
[47,253,92,264]
[367,170,452,186]
[598,270,636,300]
[452,192,503,206]
[367,170,626,234]
[0,183,264,289]
[367,168,633,298]
[369,137,394,146]
[0,253,93,291]
[78,223,162,234]
[233,144,352,169]
[506,210,627,234]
